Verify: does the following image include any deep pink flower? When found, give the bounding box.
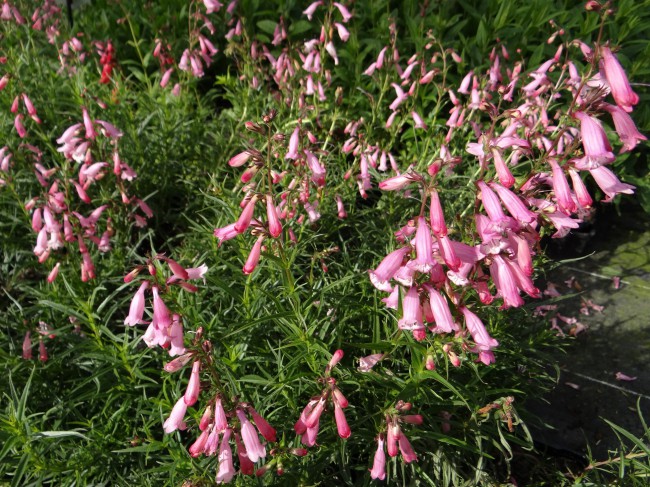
[334,402,351,438]
[243,236,264,275]
[22,331,32,359]
[490,182,537,224]
[235,431,256,475]
[398,432,417,463]
[249,407,277,443]
[600,46,639,113]
[234,195,258,233]
[266,194,282,238]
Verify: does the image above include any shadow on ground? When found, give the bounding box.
[528,202,650,462]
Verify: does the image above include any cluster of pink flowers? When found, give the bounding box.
[21,321,56,363]
[162,348,278,483]
[294,350,351,445]
[19,107,150,283]
[370,400,422,481]
[215,109,336,274]
[368,33,642,366]
[123,255,208,352]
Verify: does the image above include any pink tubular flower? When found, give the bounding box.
[379,173,414,191]
[163,396,188,433]
[235,431,256,475]
[333,2,352,22]
[568,169,593,208]
[429,189,447,236]
[336,194,347,219]
[334,402,351,438]
[369,436,386,480]
[477,181,506,223]
[228,150,251,167]
[266,194,282,238]
[411,111,427,130]
[589,166,635,202]
[549,159,576,214]
[184,360,201,406]
[490,182,537,224]
[237,409,266,462]
[124,281,149,326]
[425,285,457,333]
[369,247,411,291]
[249,407,277,442]
[410,217,435,272]
[398,432,417,463]
[14,114,26,138]
[601,103,647,153]
[151,285,172,330]
[47,262,61,283]
[216,429,235,484]
[234,195,258,233]
[358,353,384,372]
[573,111,614,170]
[285,127,300,160]
[243,236,264,275]
[460,306,499,352]
[600,46,639,113]
[22,331,32,359]
[334,22,349,42]
[398,286,423,331]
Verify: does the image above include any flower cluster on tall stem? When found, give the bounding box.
[294,349,351,445]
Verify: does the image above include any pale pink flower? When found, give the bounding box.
[588,166,635,202]
[398,286,423,331]
[236,409,266,462]
[358,353,384,372]
[549,159,577,214]
[600,46,639,112]
[228,150,251,167]
[460,306,499,352]
[424,285,457,333]
[303,1,323,20]
[333,2,352,22]
[411,111,427,130]
[410,217,434,272]
[369,436,386,480]
[602,103,647,153]
[285,127,300,160]
[215,429,235,484]
[184,360,201,406]
[334,22,349,42]
[124,281,149,326]
[573,111,615,169]
[490,182,537,224]
[151,285,172,330]
[47,262,61,283]
[235,431,256,475]
[163,396,188,433]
